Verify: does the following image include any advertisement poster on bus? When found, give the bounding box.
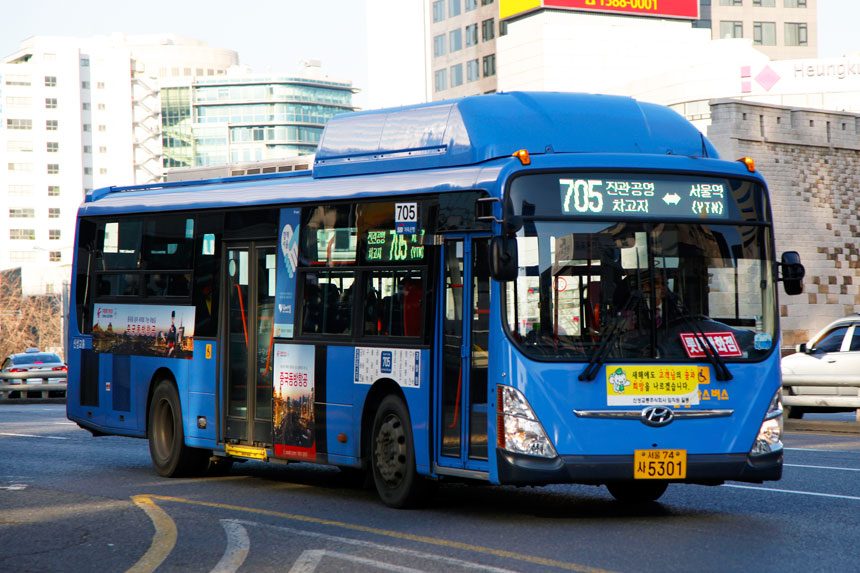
[274,207,301,338]
[92,303,195,359]
[273,343,316,460]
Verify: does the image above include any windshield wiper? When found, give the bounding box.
[668,292,733,381]
[579,290,642,382]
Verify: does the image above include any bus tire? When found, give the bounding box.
[785,406,805,419]
[370,395,432,508]
[606,481,668,504]
[148,380,209,477]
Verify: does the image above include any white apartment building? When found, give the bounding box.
[0,34,236,294]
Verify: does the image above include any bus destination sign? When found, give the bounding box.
[558,176,730,219]
[366,229,426,263]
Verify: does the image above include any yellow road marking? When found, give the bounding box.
[136,475,250,487]
[137,494,611,573]
[128,495,178,573]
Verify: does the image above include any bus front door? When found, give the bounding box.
[437,237,490,473]
[223,243,277,447]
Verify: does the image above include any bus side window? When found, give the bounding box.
[364,270,424,338]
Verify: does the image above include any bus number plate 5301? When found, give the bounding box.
[634,449,687,479]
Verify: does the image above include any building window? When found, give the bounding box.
[465,23,479,46]
[84,167,93,175]
[96,81,105,89]
[8,162,32,172]
[467,59,480,82]
[753,21,776,45]
[48,186,60,196]
[720,21,743,38]
[82,81,89,89]
[9,185,33,196]
[98,103,106,111]
[753,0,775,6]
[10,229,36,241]
[720,0,742,4]
[784,0,807,6]
[785,22,808,46]
[81,57,89,67]
[47,164,59,175]
[9,208,35,218]
[481,0,494,5]
[49,208,61,219]
[99,168,108,175]
[433,34,447,57]
[49,230,61,241]
[466,0,478,10]
[499,20,508,36]
[482,18,495,41]
[45,98,58,109]
[83,124,91,132]
[47,142,59,153]
[432,0,445,22]
[434,69,448,92]
[99,146,107,153]
[449,29,463,52]
[83,145,92,154]
[98,124,107,132]
[449,0,461,17]
[6,119,32,130]
[82,102,90,110]
[450,64,464,87]
[46,120,58,131]
[44,76,57,87]
[482,54,496,77]
[49,251,62,262]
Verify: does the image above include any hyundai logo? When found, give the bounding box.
[641,406,674,427]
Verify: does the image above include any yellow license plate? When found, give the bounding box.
[634,449,686,479]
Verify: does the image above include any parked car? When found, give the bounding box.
[0,348,67,398]
[781,314,860,418]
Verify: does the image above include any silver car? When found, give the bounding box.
[781,314,860,419]
[0,348,67,398]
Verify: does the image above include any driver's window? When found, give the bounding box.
[849,327,860,352]
[812,326,848,353]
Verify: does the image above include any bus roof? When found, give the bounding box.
[82,92,722,214]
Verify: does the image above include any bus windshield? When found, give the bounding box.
[503,220,777,362]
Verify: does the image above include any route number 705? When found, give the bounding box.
[560,179,604,214]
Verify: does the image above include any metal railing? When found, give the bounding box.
[0,371,67,400]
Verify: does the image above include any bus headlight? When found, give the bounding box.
[497,386,557,459]
[750,390,783,457]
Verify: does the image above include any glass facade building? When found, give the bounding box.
[162,76,356,168]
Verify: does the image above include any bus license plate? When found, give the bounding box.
[634,449,686,479]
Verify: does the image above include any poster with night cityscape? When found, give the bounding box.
[272,344,316,460]
[92,303,196,359]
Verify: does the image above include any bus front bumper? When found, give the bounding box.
[496,448,782,486]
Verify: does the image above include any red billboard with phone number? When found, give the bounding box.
[543,0,699,20]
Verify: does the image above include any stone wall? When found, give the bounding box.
[707,100,860,348]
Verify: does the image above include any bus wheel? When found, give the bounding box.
[371,395,431,508]
[606,481,668,504]
[785,406,805,419]
[148,380,209,477]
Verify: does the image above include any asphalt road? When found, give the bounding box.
[1,404,859,573]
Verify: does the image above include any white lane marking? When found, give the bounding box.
[289,549,427,573]
[0,432,69,440]
[231,519,517,573]
[0,484,28,491]
[724,484,860,501]
[785,463,860,472]
[210,520,250,573]
[52,422,77,425]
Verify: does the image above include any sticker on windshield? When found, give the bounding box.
[606,365,706,406]
[679,332,743,358]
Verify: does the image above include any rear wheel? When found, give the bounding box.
[606,481,668,503]
[371,395,433,508]
[785,405,805,419]
[148,380,209,477]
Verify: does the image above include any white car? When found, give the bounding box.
[781,314,860,418]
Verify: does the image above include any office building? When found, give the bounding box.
[697,0,817,60]
[161,61,356,169]
[0,34,237,294]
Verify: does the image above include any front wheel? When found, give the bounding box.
[148,380,210,477]
[606,481,668,504]
[370,395,433,508]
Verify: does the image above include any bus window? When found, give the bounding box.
[301,205,357,266]
[99,220,142,270]
[300,270,354,335]
[142,216,194,270]
[364,270,424,337]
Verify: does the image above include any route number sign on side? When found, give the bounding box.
[395,203,418,235]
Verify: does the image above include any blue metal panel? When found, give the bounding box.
[325,346,356,405]
[324,403,356,460]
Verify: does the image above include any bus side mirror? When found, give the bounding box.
[779,251,805,295]
[490,236,518,282]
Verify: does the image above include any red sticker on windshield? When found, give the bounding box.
[679,332,743,358]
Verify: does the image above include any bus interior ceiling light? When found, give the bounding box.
[497,385,556,458]
[738,157,756,172]
[512,149,531,165]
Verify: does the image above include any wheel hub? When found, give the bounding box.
[375,414,406,485]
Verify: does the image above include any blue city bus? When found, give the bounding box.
[67,92,805,507]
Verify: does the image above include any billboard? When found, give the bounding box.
[92,303,195,359]
[500,0,699,21]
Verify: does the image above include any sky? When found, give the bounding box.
[0,0,858,108]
